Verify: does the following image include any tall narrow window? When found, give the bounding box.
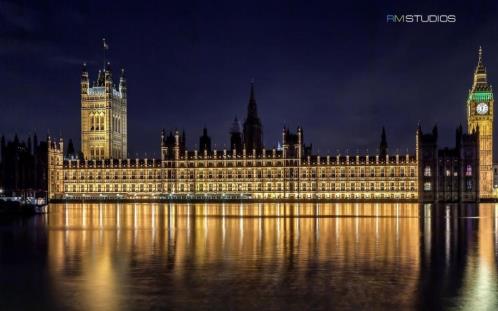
[90,114,95,131]
[100,114,105,131]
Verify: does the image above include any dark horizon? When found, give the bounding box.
[2,1,498,158]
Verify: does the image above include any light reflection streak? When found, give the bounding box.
[44,202,432,309]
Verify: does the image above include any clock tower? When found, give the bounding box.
[467,47,494,199]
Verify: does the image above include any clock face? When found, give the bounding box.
[476,102,489,115]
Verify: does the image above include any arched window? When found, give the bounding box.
[90,113,95,130]
[100,114,105,131]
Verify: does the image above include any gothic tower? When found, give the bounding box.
[230,116,243,154]
[81,59,128,160]
[243,82,263,153]
[379,126,388,158]
[199,127,212,153]
[467,47,494,198]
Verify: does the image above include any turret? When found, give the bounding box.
[119,68,127,97]
[230,116,243,154]
[47,137,64,199]
[199,127,212,153]
[379,126,388,158]
[81,63,89,95]
[104,62,112,93]
[297,126,303,158]
[174,130,180,160]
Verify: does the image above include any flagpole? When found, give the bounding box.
[102,38,107,69]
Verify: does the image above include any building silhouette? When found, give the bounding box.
[0,134,48,195]
[243,82,263,154]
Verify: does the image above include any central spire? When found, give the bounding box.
[243,81,263,153]
[247,80,258,118]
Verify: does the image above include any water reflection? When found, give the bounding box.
[1,203,498,310]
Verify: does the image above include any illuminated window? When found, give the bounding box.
[466,165,472,176]
[445,169,451,177]
[424,166,431,177]
[424,182,431,191]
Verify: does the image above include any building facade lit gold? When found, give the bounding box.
[467,47,494,199]
[47,47,493,202]
[48,133,418,201]
[80,63,127,160]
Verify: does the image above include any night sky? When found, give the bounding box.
[2,0,498,158]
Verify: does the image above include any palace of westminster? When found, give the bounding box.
[47,47,495,203]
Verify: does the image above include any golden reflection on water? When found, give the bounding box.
[41,203,498,310]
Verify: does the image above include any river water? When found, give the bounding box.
[1,203,497,310]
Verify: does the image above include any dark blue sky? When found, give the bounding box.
[2,0,498,158]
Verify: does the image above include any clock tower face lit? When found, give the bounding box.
[467,47,494,199]
[476,102,489,115]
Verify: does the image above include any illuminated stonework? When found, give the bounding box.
[80,63,127,160]
[47,48,490,202]
[48,128,418,200]
[467,47,494,199]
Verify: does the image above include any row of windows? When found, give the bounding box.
[63,181,417,193]
[90,147,105,158]
[171,161,414,168]
[424,165,473,177]
[89,113,105,131]
[423,180,473,192]
[63,167,417,180]
[172,171,416,179]
[65,183,161,193]
[112,115,123,133]
[172,167,416,179]
[172,182,417,192]
[64,170,161,180]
